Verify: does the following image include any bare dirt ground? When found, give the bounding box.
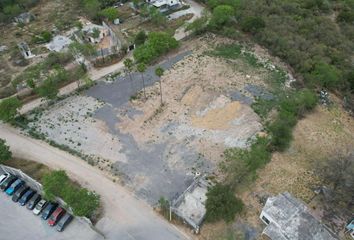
[26,35,269,205]
[199,98,354,239]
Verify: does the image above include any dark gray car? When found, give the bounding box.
[27,193,41,210]
[56,213,73,232]
[12,186,29,202]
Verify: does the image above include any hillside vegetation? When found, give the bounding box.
[191,0,354,105]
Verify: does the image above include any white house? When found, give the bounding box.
[260,192,337,240]
[152,0,181,12]
[18,42,35,59]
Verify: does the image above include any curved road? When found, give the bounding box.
[0,123,190,240]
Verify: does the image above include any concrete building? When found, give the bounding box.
[82,23,109,44]
[14,12,34,24]
[45,35,72,52]
[260,192,337,240]
[171,176,212,233]
[18,42,35,59]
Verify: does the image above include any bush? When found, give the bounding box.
[134,31,147,46]
[205,184,243,222]
[35,77,59,100]
[0,139,12,164]
[241,16,265,33]
[42,170,100,218]
[99,7,119,21]
[133,32,179,64]
[209,5,234,29]
[0,97,22,123]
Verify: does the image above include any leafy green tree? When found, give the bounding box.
[0,139,12,164]
[99,7,119,21]
[155,67,164,105]
[124,58,134,89]
[205,184,243,222]
[149,7,167,26]
[0,97,22,123]
[137,63,147,99]
[158,196,170,219]
[43,170,69,200]
[66,187,100,217]
[209,5,234,29]
[241,16,265,33]
[134,31,147,46]
[134,32,179,64]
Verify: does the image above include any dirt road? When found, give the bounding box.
[0,123,190,240]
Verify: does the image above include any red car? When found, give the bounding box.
[48,207,66,226]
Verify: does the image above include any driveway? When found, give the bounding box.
[0,124,190,240]
[173,0,205,40]
[0,190,102,240]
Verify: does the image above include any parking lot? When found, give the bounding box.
[0,183,103,240]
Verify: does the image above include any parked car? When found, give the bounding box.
[12,186,29,202]
[19,189,36,206]
[33,199,47,215]
[0,173,9,184]
[48,207,66,226]
[41,202,58,220]
[27,193,41,210]
[5,179,24,196]
[56,213,73,232]
[0,175,17,191]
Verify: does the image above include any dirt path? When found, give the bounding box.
[0,123,190,240]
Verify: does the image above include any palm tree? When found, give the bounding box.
[155,67,164,106]
[123,58,134,90]
[137,63,147,100]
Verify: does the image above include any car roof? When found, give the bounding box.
[59,213,72,223]
[16,185,28,193]
[52,207,64,217]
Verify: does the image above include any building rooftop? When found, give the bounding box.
[262,192,337,240]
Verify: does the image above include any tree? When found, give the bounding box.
[209,5,234,29]
[82,0,101,19]
[158,196,170,219]
[133,32,179,64]
[42,170,70,200]
[155,67,164,105]
[0,97,22,123]
[134,31,147,46]
[137,63,147,100]
[149,7,167,26]
[186,12,209,35]
[99,7,119,21]
[66,187,100,217]
[241,16,266,33]
[205,184,243,222]
[124,58,134,90]
[0,139,11,164]
[315,151,354,210]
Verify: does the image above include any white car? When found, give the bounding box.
[33,199,47,215]
[0,173,9,185]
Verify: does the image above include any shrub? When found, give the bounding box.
[133,32,179,64]
[42,170,100,218]
[0,139,12,164]
[205,184,243,222]
[241,16,265,33]
[134,31,147,46]
[35,77,59,100]
[99,7,119,21]
[209,5,234,29]
[0,97,22,122]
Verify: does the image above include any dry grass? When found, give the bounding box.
[5,158,52,182]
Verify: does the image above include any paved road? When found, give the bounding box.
[0,190,102,240]
[0,124,190,240]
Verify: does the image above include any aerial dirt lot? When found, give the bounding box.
[199,99,354,239]
[28,35,272,205]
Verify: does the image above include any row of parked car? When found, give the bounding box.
[0,172,73,232]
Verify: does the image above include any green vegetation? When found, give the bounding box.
[69,42,96,57]
[0,139,12,164]
[99,7,119,21]
[158,196,170,219]
[32,31,53,44]
[205,184,243,222]
[0,0,39,23]
[35,77,59,100]
[0,97,22,123]
[134,31,147,46]
[43,170,100,218]
[134,32,179,64]
[209,5,234,29]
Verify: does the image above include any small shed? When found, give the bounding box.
[18,42,35,59]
